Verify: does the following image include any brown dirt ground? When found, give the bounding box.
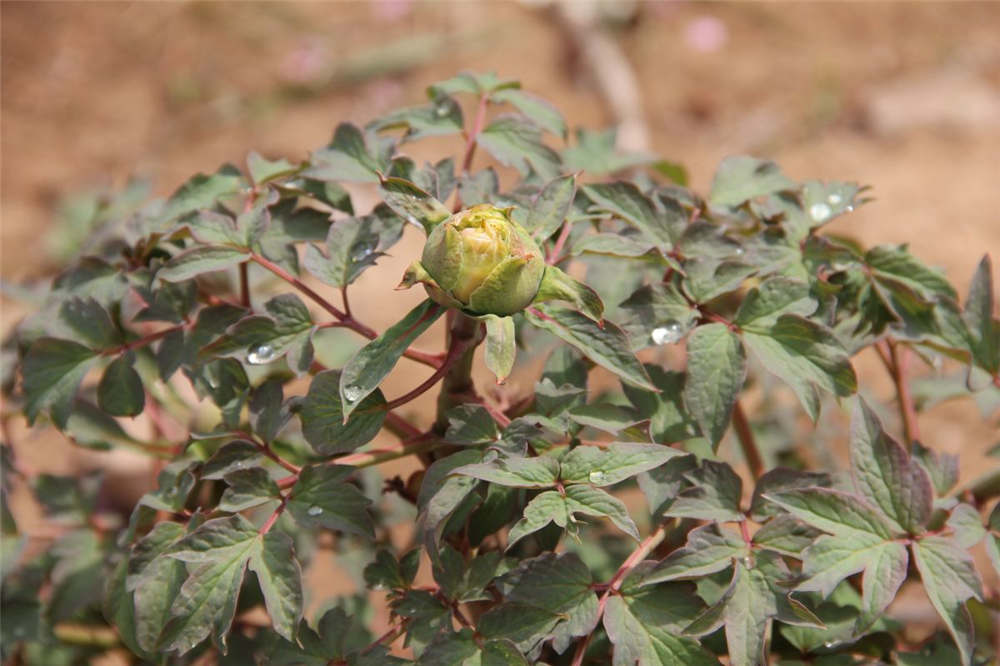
[2,1,999,658]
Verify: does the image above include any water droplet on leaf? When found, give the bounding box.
[651,322,683,345]
[809,202,831,222]
[588,470,607,484]
[307,505,323,516]
[247,343,277,365]
[343,384,364,403]
[827,193,842,205]
[823,641,837,649]
[434,101,451,118]
[733,246,744,256]
[349,238,377,262]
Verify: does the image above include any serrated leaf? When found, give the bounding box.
[247,530,303,642]
[562,127,657,175]
[218,468,280,512]
[666,460,744,523]
[849,398,933,533]
[299,370,387,455]
[526,304,655,390]
[493,88,567,138]
[476,114,561,179]
[23,337,98,428]
[305,122,392,183]
[734,277,817,327]
[445,405,500,445]
[748,468,831,521]
[304,216,384,288]
[742,314,857,421]
[765,487,897,540]
[604,588,719,666]
[683,324,746,446]
[453,455,559,488]
[524,174,576,238]
[480,552,598,655]
[97,356,145,417]
[378,177,452,232]
[163,515,259,654]
[158,164,246,223]
[368,95,464,142]
[483,314,516,382]
[247,151,298,185]
[709,156,796,208]
[583,182,674,249]
[912,536,983,666]
[560,443,682,487]
[508,484,638,546]
[286,465,373,538]
[158,245,249,282]
[340,299,444,418]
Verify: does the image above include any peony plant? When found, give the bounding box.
[2,72,998,666]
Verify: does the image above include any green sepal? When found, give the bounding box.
[533,265,604,322]
[467,255,534,316]
[483,315,516,383]
[397,261,464,311]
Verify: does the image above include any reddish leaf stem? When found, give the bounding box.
[102,323,187,356]
[460,93,489,176]
[258,495,287,535]
[732,400,765,480]
[888,340,920,446]
[571,524,668,666]
[382,336,471,411]
[546,220,573,264]
[239,262,250,308]
[249,252,442,369]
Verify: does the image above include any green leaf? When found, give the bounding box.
[566,403,643,435]
[479,552,598,654]
[453,455,559,488]
[912,536,983,666]
[299,370,387,456]
[303,216,384,288]
[748,468,831,521]
[97,356,145,417]
[158,164,246,223]
[247,151,298,185]
[122,522,189,654]
[604,586,719,666]
[849,398,933,534]
[59,297,120,349]
[483,315,516,382]
[742,315,857,421]
[559,443,682,487]
[163,515,259,654]
[562,127,656,175]
[683,324,746,446]
[964,254,1000,377]
[378,177,452,233]
[493,88,567,138]
[476,114,561,179]
[534,265,604,322]
[765,487,897,540]
[249,379,287,442]
[751,514,822,556]
[619,283,699,352]
[524,174,576,238]
[572,232,658,259]
[683,257,757,304]
[365,548,421,592]
[418,450,483,558]
[526,304,655,391]
[218,468,280,512]
[637,454,700,519]
[368,95,464,142]
[866,244,957,302]
[247,530,303,643]
[340,299,444,418]
[23,338,98,428]
[202,440,264,480]
[201,294,315,374]
[583,182,675,249]
[444,405,500,445]
[734,277,817,328]
[708,156,796,208]
[508,484,638,545]
[305,122,392,183]
[286,465,373,538]
[158,245,249,282]
[665,460,744,523]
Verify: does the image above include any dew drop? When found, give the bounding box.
[343,384,364,403]
[588,470,607,484]
[247,343,277,365]
[844,204,855,212]
[827,193,842,205]
[349,238,377,262]
[434,102,451,118]
[651,321,683,345]
[742,555,753,568]
[809,202,832,222]
[733,246,745,256]
[307,505,323,516]
[823,641,836,649]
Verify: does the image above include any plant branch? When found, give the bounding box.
[103,323,187,356]
[250,252,442,369]
[571,524,668,666]
[383,336,471,412]
[732,400,764,480]
[383,411,423,441]
[887,339,920,446]
[546,220,573,264]
[460,93,489,175]
[239,262,250,308]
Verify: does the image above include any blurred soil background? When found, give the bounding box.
[2,0,999,657]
